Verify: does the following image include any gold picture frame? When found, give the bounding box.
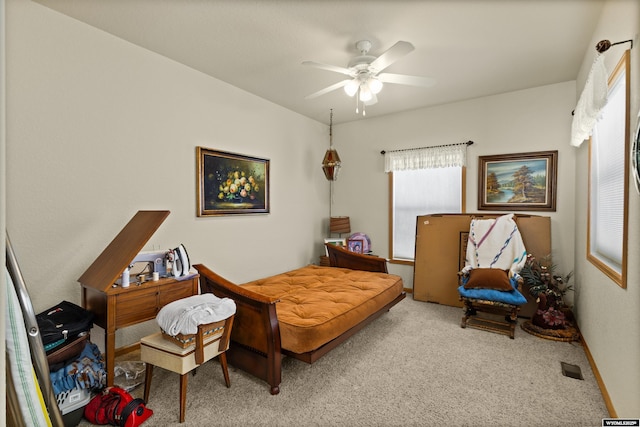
[478,150,557,211]
[196,147,270,216]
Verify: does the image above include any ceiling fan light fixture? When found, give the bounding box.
[304,40,432,116]
[344,79,359,97]
[359,85,372,102]
[369,77,383,94]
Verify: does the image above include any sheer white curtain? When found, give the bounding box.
[571,53,608,147]
[384,142,468,172]
[387,143,467,260]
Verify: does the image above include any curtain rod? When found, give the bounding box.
[380,140,473,155]
[596,39,633,53]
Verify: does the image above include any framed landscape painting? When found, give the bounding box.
[197,147,270,216]
[478,150,557,211]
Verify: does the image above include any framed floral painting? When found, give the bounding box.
[478,150,557,211]
[196,147,270,216]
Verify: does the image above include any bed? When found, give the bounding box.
[193,244,405,394]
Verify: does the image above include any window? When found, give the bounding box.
[390,167,464,261]
[588,50,629,288]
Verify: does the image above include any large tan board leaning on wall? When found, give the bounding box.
[412,213,551,318]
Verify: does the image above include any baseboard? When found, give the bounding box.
[580,332,617,418]
[403,287,413,294]
[115,342,141,358]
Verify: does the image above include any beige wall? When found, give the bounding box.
[4,0,639,419]
[572,0,640,417]
[5,0,329,349]
[333,81,577,293]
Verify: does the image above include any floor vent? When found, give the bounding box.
[561,362,584,380]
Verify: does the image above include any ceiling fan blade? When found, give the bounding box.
[369,41,414,73]
[378,73,437,88]
[304,79,351,99]
[302,61,352,76]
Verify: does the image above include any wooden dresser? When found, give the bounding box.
[78,210,199,386]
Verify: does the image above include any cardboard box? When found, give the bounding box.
[413,213,551,317]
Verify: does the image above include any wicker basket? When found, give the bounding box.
[160,320,225,349]
[520,320,580,342]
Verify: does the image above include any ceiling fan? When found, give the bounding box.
[303,40,436,115]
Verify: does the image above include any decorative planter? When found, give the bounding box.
[521,305,580,342]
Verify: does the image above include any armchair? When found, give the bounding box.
[457,214,528,338]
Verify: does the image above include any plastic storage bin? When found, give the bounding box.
[56,387,91,427]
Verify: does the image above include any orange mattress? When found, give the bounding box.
[241,264,404,354]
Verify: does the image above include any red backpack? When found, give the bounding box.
[84,387,153,427]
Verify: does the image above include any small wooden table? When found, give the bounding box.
[81,275,199,386]
[77,210,200,386]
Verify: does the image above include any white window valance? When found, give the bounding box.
[571,53,608,147]
[384,142,469,172]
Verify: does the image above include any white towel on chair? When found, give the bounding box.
[463,213,527,277]
[156,293,236,336]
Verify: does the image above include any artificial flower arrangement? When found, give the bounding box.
[519,254,574,330]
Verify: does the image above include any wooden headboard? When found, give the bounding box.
[325,243,388,273]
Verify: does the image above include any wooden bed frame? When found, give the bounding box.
[194,244,405,395]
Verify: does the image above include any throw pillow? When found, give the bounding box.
[463,268,512,291]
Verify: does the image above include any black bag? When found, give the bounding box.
[36,300,94,351]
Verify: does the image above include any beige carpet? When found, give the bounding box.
[79,297,608,426]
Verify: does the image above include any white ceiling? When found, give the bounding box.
[35,0,605,125]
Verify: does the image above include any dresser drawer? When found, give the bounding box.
[158,278,196,307]
[115,287,158,327]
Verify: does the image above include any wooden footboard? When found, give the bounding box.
[193,263,283,395]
